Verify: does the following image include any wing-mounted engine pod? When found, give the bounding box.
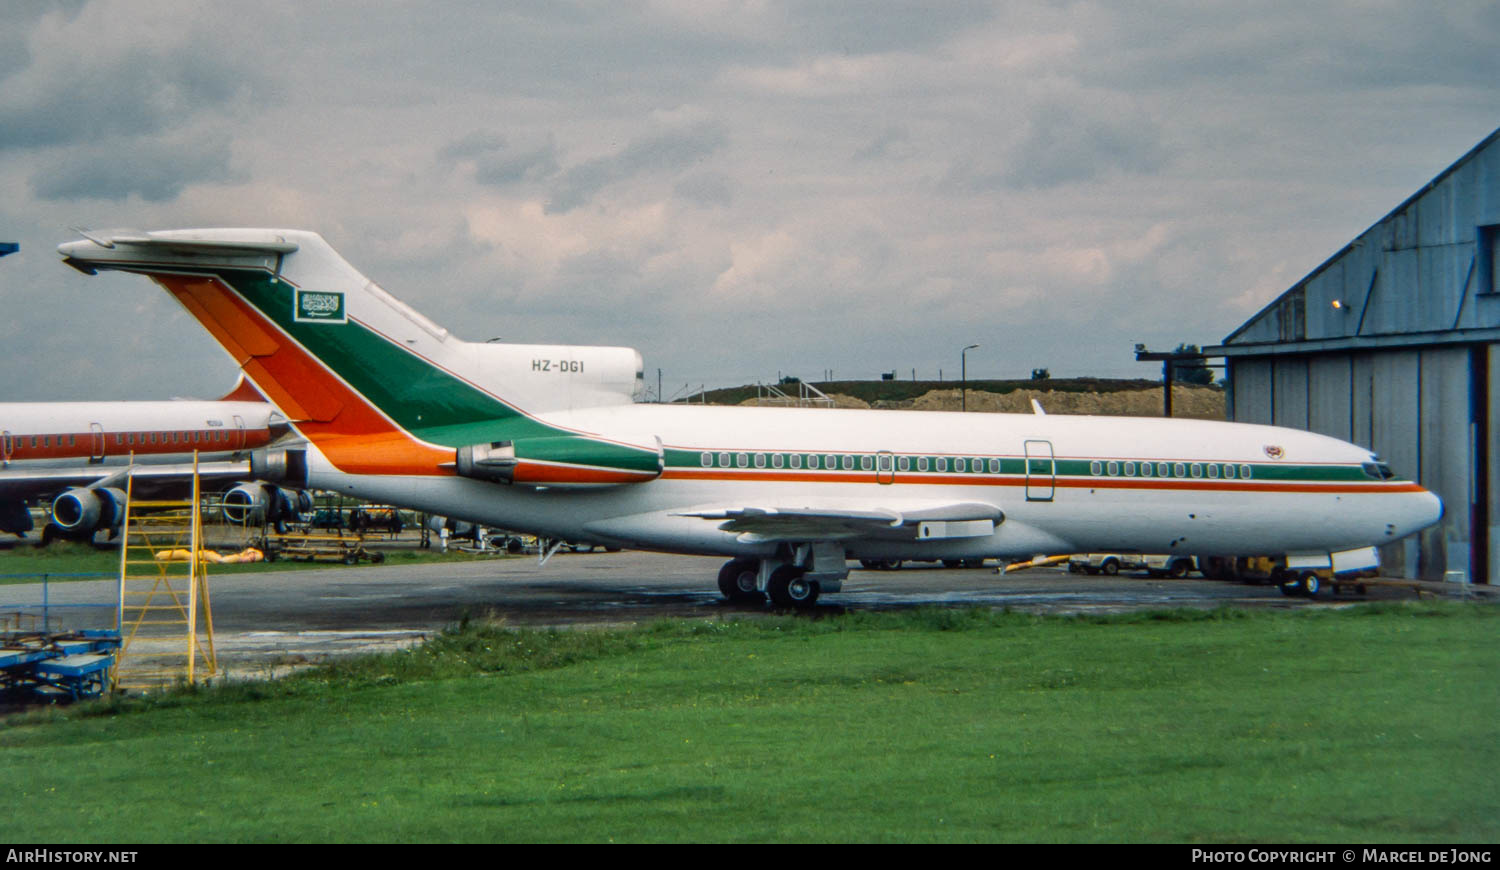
[456,435,662,487]
[222,483,312,526]
[51,486,128,532]
[249,448,309,489]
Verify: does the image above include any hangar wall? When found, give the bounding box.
[1216,128,1500,583]
[1228,347,1488,581]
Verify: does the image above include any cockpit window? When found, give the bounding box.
[1361,462,1396,480]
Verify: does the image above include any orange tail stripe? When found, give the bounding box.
[153,274,453,476]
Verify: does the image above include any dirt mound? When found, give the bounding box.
[739,386,1223,419]
[896,386,1224,419]
[738,393,872,409]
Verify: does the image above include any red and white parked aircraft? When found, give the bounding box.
[0,377,294,541]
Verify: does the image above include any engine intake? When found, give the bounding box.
[51,487,128,533]
[222,483,312,527]
[456,435,662,487]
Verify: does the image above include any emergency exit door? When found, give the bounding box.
[1024,439,1055,502]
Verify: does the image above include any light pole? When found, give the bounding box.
[961,344,979,411]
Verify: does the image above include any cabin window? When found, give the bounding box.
[115,435,123,445]
[1139,461,1152,477]
[718,452,730,467]
[825,455,838,469]
[1224,464,1236,479]
[772,454,784,469]
[842,455,855,470]
[955,458,967,473]
[988,458,1000,473]
[1107,461,1118,476]
[973,457,984,472]
[917,456,929,472]
[789,454,801,469]
[44,436,52,448]
[1123,462,1135,477]
[1155,462,1168,477]
[1090,461,1102,476]
[754,453,766,468]
[878,454,892,472]
[1240,464,1252,479]
[31,436,37,448]
[1190,463,1202,478]
[806,455,819,469]
[1207,464,1219,478]
[859,455,873,471]
[898,456,909,472]
[700,452,712,467]
[935,457,948,472]
[736,453,748,468]
[68,435,75,446]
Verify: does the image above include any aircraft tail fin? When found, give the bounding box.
[217,374,267,404]
[58,229,645,475]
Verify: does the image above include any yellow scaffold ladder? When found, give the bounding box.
[113,454,217,691]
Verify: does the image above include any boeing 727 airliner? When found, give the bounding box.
[58,229,1442,606]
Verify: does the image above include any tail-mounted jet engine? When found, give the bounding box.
[456,435,662,487]
[249,448,309,489]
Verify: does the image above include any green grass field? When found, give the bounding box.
[5,605,1496,843]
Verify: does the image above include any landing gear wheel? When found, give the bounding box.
[767,565,819,609]
[717,559,764,603]
[1168,559,1189,579]
[1298,571,1321,598]
[1101,559,1120,576]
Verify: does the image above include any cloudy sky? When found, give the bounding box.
[1,0,1497,401]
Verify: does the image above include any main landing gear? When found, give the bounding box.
[717,547,846,610]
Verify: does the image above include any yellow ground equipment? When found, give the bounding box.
[113,456,216,691]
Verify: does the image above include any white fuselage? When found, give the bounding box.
[303,401,1442,560]
[0,400,274,471]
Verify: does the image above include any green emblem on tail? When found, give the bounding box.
[294,290,346,323]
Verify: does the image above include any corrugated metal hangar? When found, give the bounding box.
[1212,127,1500,584]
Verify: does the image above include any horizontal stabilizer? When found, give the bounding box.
[64,229,298,256]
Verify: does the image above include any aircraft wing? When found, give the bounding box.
[0,461,252,502]
[674,501,1003,543]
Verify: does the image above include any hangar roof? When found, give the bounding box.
[1213,127,1500,358]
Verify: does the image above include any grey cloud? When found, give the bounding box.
[0,49,248,150]
[1067,2,1500,93]
[546,121,729,213]
[673,173,733,208]
[29,136,234,202]
[946,106,1170,192]
[855,126,912,161]
[440,130,561,186]
[1004,109,1169,189]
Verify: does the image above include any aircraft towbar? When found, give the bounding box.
[456,436,662,487]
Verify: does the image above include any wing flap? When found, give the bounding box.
[674,501,1003,543]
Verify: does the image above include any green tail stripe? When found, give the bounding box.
[221,269,560,445]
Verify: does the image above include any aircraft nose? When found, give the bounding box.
[1402,487,1443,537]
